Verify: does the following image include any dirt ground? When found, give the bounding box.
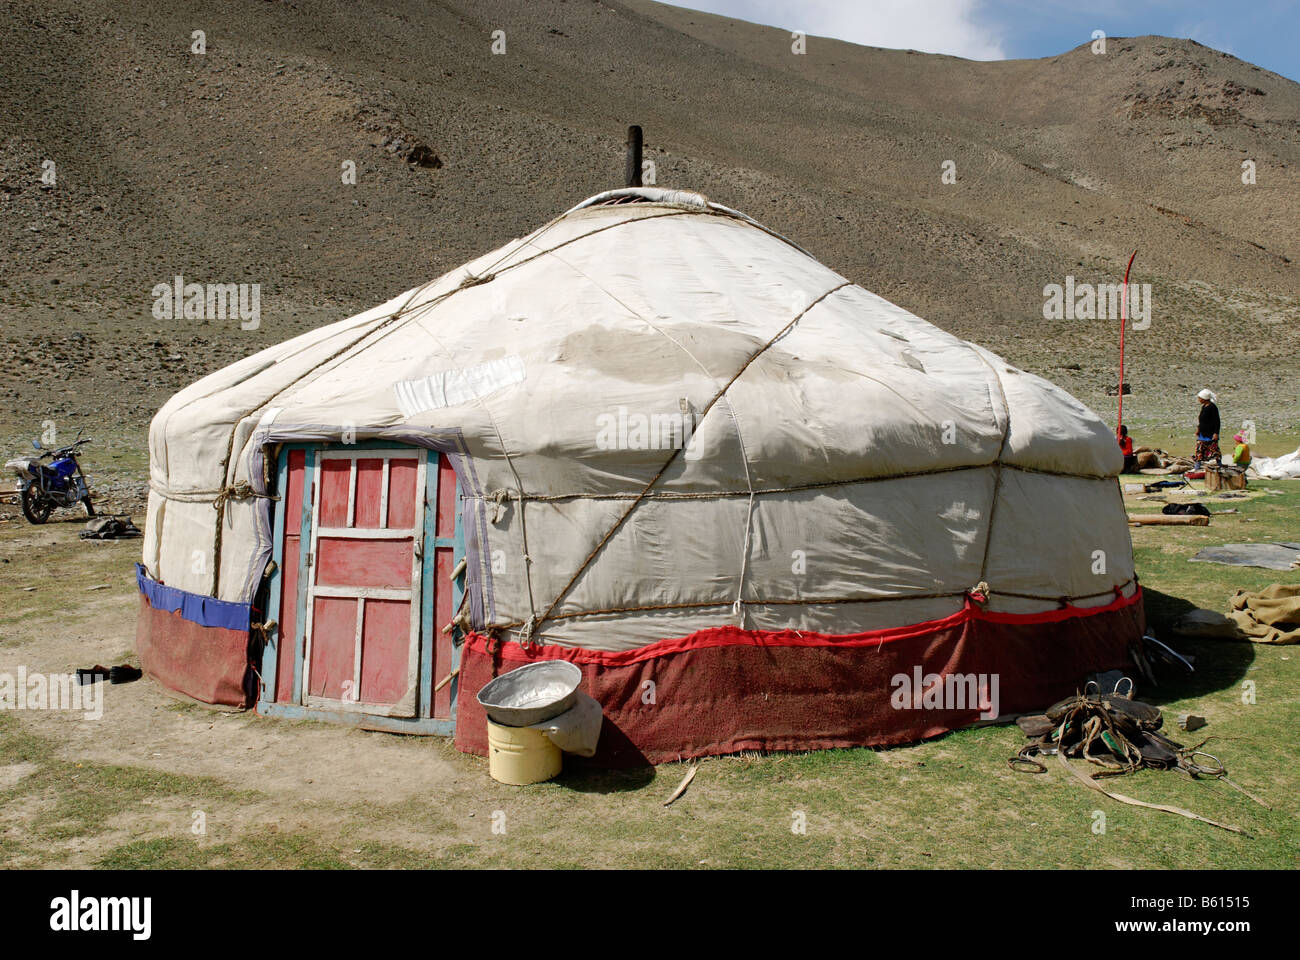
[3,485,1300,869]
[0,513,492,866]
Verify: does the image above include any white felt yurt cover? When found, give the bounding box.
[142,188,1135,654]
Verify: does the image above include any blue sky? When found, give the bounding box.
[671,1,1300,82]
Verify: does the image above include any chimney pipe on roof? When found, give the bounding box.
[625,125,643,188]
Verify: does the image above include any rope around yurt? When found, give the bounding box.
[518,281,853,642]
[190,207,712,596]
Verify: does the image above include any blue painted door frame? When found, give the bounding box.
[256,440,465,735]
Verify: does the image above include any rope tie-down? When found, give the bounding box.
[507,281,855,645]
[209,483,281,596]
[488,580,1139,632]
[486,487,518,525]
[186,207,705,597]
[211,481,280,512]
[477,296,1138,643]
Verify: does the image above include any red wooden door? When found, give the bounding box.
[302,449,426,716]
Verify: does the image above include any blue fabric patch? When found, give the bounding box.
[136,563,250,632]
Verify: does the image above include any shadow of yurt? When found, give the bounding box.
[1138,587,1255,705]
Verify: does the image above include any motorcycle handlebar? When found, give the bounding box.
[41,438,91,458]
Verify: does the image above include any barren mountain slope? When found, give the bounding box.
[1,0,1296,495]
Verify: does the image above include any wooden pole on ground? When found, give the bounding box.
[1127,514,1209,526]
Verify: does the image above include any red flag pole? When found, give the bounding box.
[1117,250,1137,438]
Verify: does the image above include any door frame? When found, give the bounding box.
[256,440,465,735]
[301,447,425,717]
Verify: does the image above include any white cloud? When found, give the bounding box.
[1182,19,1237,57]
[679,0,1007,60]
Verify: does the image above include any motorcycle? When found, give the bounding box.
[5,432,96,524]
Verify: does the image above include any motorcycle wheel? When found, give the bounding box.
[82,496,96,518]
[21,487,53,524]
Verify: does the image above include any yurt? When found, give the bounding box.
[136,187,1144,764]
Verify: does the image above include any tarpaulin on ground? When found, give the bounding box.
[1190,542,1300,571]
[1228,583,1300,644]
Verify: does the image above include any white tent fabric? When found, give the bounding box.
[143,188,1134,652]
[1251,446,1300,480]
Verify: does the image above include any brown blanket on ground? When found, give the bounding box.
[1227,583,1300,644]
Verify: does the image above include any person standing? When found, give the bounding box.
[1194,388,1220,466]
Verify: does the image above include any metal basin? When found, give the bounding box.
[476,660,583,727]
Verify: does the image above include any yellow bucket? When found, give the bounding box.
[487,719,562,785]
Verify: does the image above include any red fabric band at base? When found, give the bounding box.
[454,590,1145,766]
[135,595,252,708]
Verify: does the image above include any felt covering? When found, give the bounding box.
[138,188,1141,750]
[135,597,252,707]
[455,589,1144,765]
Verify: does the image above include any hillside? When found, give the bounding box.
[1,0,1297,498]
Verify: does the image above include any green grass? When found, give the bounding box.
[0,715,264,867]
[1126,476,1300,614]
[0,522,138,629]
[1118,425,1300,467]
[98,836,363,870]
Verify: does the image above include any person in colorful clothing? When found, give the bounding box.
[1194,388,1220,466]
[1232,432,1252,468]
[1117,424,1137,473]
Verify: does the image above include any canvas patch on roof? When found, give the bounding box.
[394,355,526,416]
